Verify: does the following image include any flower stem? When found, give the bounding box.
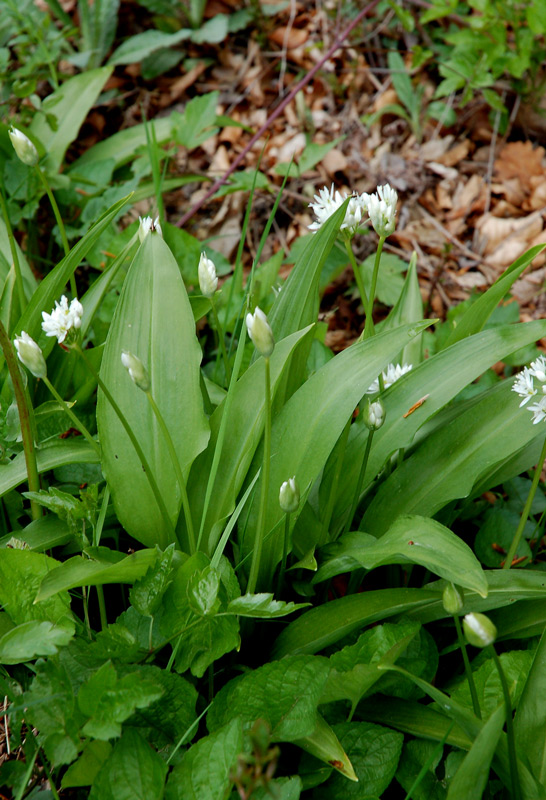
[364,235,385,339]
[42,376,100,456]
[211,297,231,386]
[0,320,41,520]
[504,435,546,569]
[74,345,177,544]
[146,390,196,554]
[247,356,272,594]
[489,645,521,800]
[344,238,369,311]
[0,183,26,318]
[276,512,291,596]
[344,428,374,535]
[35,166,75,297]
[453,614,481,719]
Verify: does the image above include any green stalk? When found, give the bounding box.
[276,511,291,596]
[320,415,352,544]
[344,429,374,535]
[74,345,177,543]
[146,390,196,554]
[0,183,26,318]
[42,375,100,456]
[211,297,231,385]
[96,585,107,632]
[246,356,272,594]
[454,615,481,719]
[489,645,521,800]
[344,238,369,311]
[0,320,41,520]
[35,166,75,296]
[504,434,546,569]
[364,235,385,339]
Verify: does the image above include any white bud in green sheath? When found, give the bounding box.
[279,476,300,513]
[363,398,385,431]
[14,331,47,379]
[198,252,218,298]
[138,216,162,242]
[246,306,274,358]
[442,582,464,616]
[121,350,150,392]
[366,183,398,237]
[463,612,497,648]
[9,128,39,167]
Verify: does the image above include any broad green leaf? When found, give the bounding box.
[172,92,220,150]
[447,706,505,800]
[314,722,403,799]
[90,729,167,800]
[515,628,546,784]
[378,251,423,366]
[15,195,130,341]
[388,51,418,115]
[0,619,74,664]
[97,234,210,548]
[0,549,73,626]
[62,741,112,788]
[443,244,546,348]
[329,321,546,529]
[129,544,175,617]
[71,117,173,171]
[187,566,221,616]
[0,217,37,303]
[0,440,99,497]
[226,593,309,618]
[241,321,431,588]
[361,380,543,536]
[109,28,191,65]
[491,598,546,640]
[30,67,113,172]
[396,739,446,800]
[35,548,158,602]
[165,718,242,800]
[295,714,357,782]
[207,655,330,742]
[252,777,302,800]
[317,516,488,598]
[450,651,533,718]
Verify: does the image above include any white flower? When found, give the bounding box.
[121,351,150,393]
[529,355,546,384]
[308,185,367,237]
[41,296,83,344]
[9,128,39,166]
[366,183,398,237]
[138,216,162,242]
[528,396,546,425]
[279,477,300,513]
[366,400,385,430]
[198,252,218,298]
[14,331,46,378]
[366,362,412,395]
[512,367,537,406]
[246,306,275,358]
[463,612,496,648]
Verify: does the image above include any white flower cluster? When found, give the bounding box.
[512,356,546,424]
[308,183,398,238]
[366,362,412,395]
[41,296,83,344]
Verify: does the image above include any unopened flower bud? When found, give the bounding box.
[9,128,39,167]
[14,332,47,379]
[363,398,385,431]
[121,350,150,392]
[442,583,464,616]
[138,216,162,242]
[279,477,300,514]
[367,184,398,237]
[246,307,274,358]
[463,613,497,648]
[198,252,218,298]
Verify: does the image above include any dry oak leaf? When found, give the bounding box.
[494,141,545,190]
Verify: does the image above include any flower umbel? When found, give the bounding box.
[138,216,162,242]
[9,128,39,167]
[14,331,47,379]
[513,356,546,423]
[198,252,218,298]
[246,307,275,358]
[366,363,412,395]
[308,186,366,237]
[366,184,398,237]
[41,296,83,344]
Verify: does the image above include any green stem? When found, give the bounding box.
[364,235,385,339]
[489,645,521,800]
[344,238,369,311]
[146,391,196,554]
[42,376,100,456]
[0,320,41,520]
[211,297,231,386]
[454,615,481,719]
[276,512,291,596]
[96,585,107,631]
[504,434,546,569]
[0,183,26,318]
[36,166,75,296]
[75,345,177,544]
[247,356,272,594]
[344,428,374,535]
[320,415,352,544]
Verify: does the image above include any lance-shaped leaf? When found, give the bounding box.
[97,234,209,548]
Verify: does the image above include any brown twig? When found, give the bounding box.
[175,0,381,228]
